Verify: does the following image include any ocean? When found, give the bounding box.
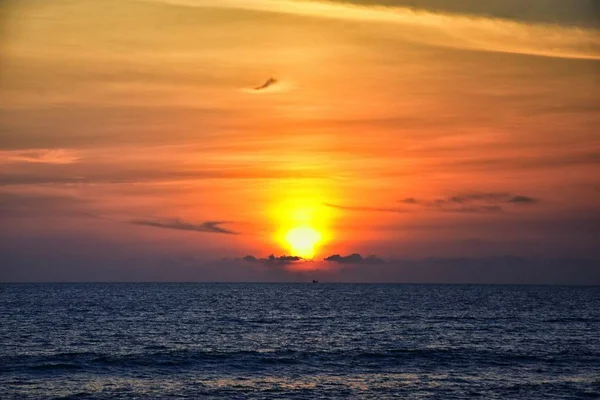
[1,283,598,399]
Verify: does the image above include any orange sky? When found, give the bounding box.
[0,0,599,282]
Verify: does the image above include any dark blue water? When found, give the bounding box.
[1,284,599,399]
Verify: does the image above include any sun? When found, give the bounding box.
[284,226,322,259]
[271,198,334,259]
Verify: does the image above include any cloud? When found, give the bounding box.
[0,165,325,187]
[508,195,537,204]
[431,193,536,205]
[242,77,291,94]
[327,192,538,215]
[400,192,539,213]
[447,205,503,213]
[0,149,80,164]
[267,254,302,263]
[446,193,512,204]
[154,0,600,60]
[324,253,385,264]
[253,77,278,91]
[399,198,417,204]
[334,0,600,28]
[437,151,600,172]
[324,202,408,213]
[131,219,238,235]
[242,254,303,265]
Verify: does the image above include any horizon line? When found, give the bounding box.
[1,281,598,287]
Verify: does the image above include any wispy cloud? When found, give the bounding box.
[0,164,325,187]
[0,149,80,165]
[323,203,408,213]
[154,0,600,60]
[508,195,538,204]
[324,253,385,264]
[131,219,239,234]
[327,192,539,214]
[400,192,539,212]
[440,152,600,171]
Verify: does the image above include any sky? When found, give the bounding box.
[0,0,599,283]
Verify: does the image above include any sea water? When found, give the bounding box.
[1,283,599,399]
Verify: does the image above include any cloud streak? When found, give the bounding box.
[324,253,385,264]
[131,219,239,235]
[327,192,539,214]
[154,0,600,60]
[0,149,80,165]
[400,192,539,212]
[323,202,409,213]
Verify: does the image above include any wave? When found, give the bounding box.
[3,346,596,374]
[29,363,83,371]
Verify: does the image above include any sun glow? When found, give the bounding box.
[270,196,335,259]
[284,226,322,258]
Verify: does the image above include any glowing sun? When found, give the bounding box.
[284,226,322,259]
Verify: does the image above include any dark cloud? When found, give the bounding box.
[253,77,278,91]
[446,193,512,203]
[401,192,539,213]
[241,254,303,266]
[448,205,503,213]
[399,198,417,204]
[508,195,537,204]
[324,253,385,264]
[268,254,301,263]
[131,219,238,235]
[329,192,538,215]
[323,203,407,213]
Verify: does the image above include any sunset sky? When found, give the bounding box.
[1,0,599,283]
